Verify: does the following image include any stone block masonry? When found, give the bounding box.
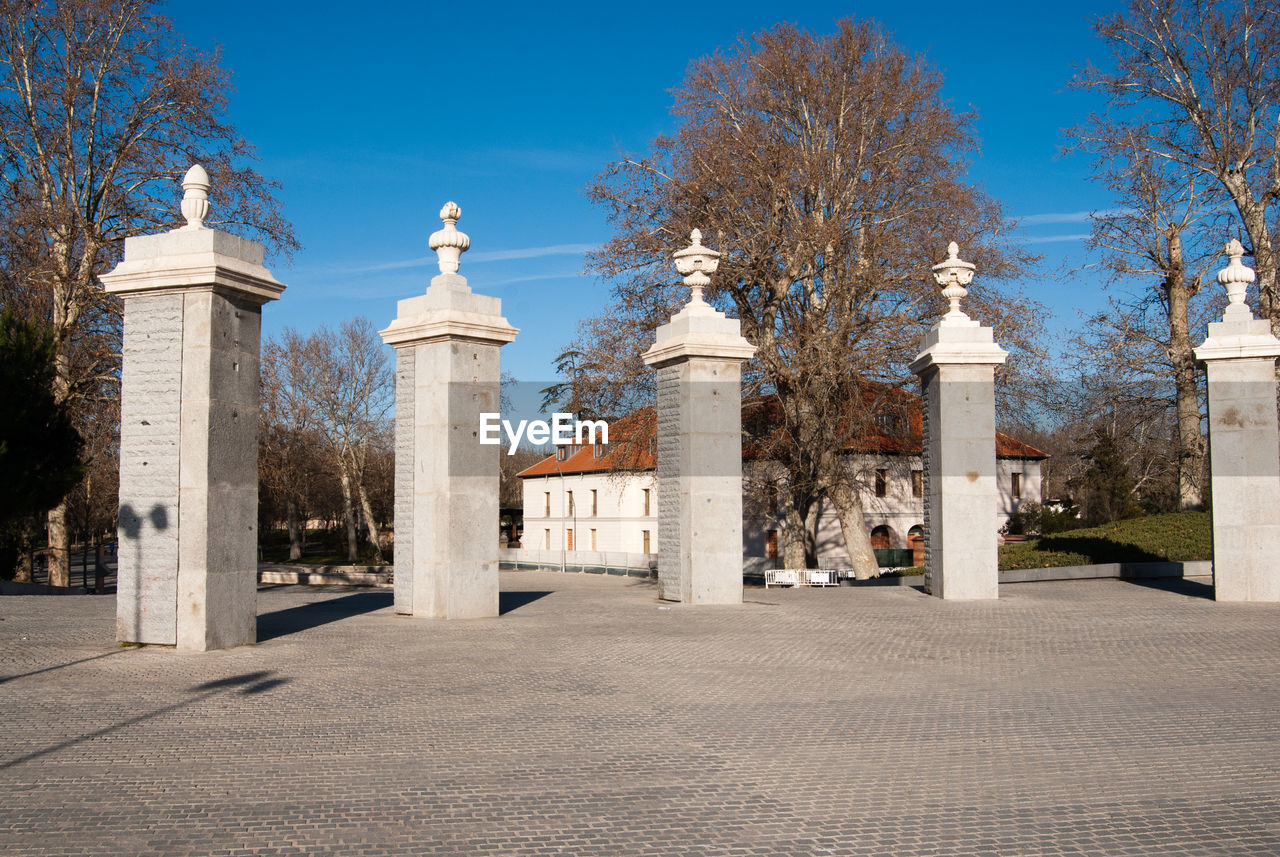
[379,203,517,619]
[909,243,1007,600]
[1194,240,1280,602]
[642,230,756,604]
[102,165,285,651]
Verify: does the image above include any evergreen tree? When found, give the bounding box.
[0,309,83,579]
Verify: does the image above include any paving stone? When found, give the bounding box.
[0,574,1277,855]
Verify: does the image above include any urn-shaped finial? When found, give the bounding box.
[673,228,719,305]
[1217,238,1255,317]
[180,164,210,229]
[429,201,470,275]
[932,241,976,320]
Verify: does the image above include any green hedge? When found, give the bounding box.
[998,511,1211,570]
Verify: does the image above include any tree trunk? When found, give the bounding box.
[286,497,302,561]
[356,480,383,564]
[825,466,880,579]
[1164,231,1205,510]
[803,501,819,569]
[338,468,358,563]
[781,492,809,568]
[46,503,69,587]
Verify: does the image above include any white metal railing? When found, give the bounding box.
[764,568,839,588]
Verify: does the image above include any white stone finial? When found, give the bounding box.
[672,228,719,305]
[932,241,976,320]
[180,164,210,229]
[429,201,470,275]
[1217,238,1255,320]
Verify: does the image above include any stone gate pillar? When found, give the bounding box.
[102,165,285,651]
[909,243,1008,600]
[642,230,756,603]
[1193,240,1280,602]
[379,203,517,618]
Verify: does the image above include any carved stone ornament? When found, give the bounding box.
[931,241,976,320]
[179,164,210,229]
[429,201,471,275]
[672,228,719,305]
[1217,238,1255,317]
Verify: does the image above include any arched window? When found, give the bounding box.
[907,525,925,566]
[870,525,892,550]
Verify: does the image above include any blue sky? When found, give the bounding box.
[167,0,1124,380]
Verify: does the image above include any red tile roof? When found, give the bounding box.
[517,396,1047,478]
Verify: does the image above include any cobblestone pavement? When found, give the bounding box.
[1,573,1278,856]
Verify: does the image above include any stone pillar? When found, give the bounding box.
[379,203,517,619]
[102,165,285,650]
[1193,240,1280,602]
[908,243,1008,600]
[642,230,756,603]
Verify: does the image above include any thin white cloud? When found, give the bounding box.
[489,272,589,287]
[469,243,596,263]
[1024,233,1091,244]
[1017,208,1132,226]
[341,243,595,275]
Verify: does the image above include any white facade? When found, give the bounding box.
[520,452,1042,565]
[520,469,659,555]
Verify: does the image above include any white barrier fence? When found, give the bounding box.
[764,569,840,588]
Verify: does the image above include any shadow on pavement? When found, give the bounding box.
[0,649,132,685]
[3,670,289,771]
[1124,576,1215,600]
[499,590,551,615]
[257,590,393,641]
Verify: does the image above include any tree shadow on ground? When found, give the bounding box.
[1123,576,1215,600]
[3,670,288,771]
[499,590,551,615]
[1029,536,1165,563]
[257,590,392,641]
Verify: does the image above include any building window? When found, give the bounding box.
[765,482,778,512]
[1012,472,1022,500]
[593,443,606,458]
[875,469,888,498]
[874,413,904,436]
[544,529,550,550]
[567,528,574,550]
[590,528,597,550]
[643,488,651,516]
[911,469,923,498]
[556,445,570,462]
[591,489,598,516]
[642,530,651,553]
[567,490,574,515]
[544,492,550,517]
[766,529,779,559]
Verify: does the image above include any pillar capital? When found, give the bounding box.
[910,242,1007,375]
[101,165,285,305]
[380,201,517,349]
[642,229,755,368]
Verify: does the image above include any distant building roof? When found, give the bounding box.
[517,394,1047,479]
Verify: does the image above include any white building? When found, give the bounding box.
[515,402,1046,569]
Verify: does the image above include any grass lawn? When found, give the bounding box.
[997,511,1211,570]
[259,529,388,566]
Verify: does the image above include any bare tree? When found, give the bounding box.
[582,19,1039,576]
[0,0,298,585]
[261,335,321,561]
[295,319,393,564]
[1078,0,1280,334]
[1069,122,1222,508]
